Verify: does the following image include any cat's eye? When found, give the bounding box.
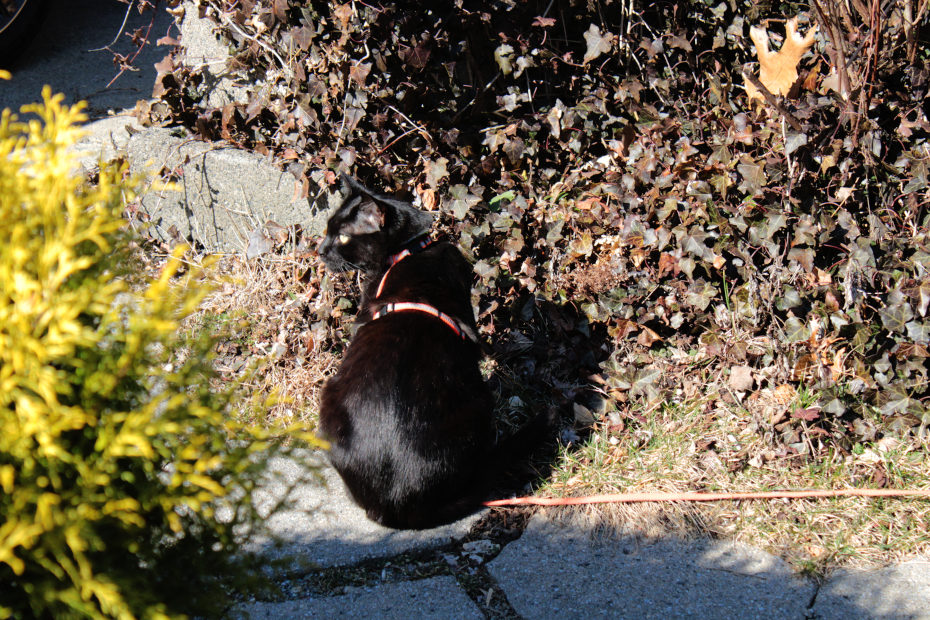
[337,234,351,245]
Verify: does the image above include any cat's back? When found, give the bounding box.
[320,241,492,443]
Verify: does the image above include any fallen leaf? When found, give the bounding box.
[583,24,615,64]
[834,187,854,203]
[573,402,596,426]
[425,157,449,188]
[568,232,594,258]
[494,44,514,74]
[773,384,797,404]
[418,184,438,211]
[744,17,817,103]
[871,464,887,488]
[636,326,662,347]
[804,545,826,559]
[246,228,274,259]
[462,539,499,555]
[332,3,353,32]
[272,0,289,22]
[349,62,371,86]
[792,407,821,421]
[820,67,845,99]
[668,34,693,52]
[729,365,755,391]
[265,220,289,244]
[658,252,679,277]
[802,59,821,91]
[401,43,431,69]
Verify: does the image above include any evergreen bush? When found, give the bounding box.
[0,86,319,619]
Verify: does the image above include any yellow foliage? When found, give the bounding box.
[0,89,324,619]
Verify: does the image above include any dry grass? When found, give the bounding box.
[535,389,930,575]
[181,249,347,429]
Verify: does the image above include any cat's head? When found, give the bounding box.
[319,175,433,274]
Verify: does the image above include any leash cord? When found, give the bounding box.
[482,488,930,507]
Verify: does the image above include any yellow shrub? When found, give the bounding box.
[0,88,320,619]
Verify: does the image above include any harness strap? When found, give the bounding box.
[375,235,437,298]
[372,302,467,340]
[371,235,474,342]
[388,235,435,267]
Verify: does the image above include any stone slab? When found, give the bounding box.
[233,576,482,620]
[249,455,485,572]
[176,0,250,109]
[124,126,329,251]
[487,513,815,619]
[72,114,144,171]
[812,559,930,619]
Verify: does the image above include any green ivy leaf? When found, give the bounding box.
[880,383,913,417]
[906,320,930,344]
[776,286,802,310]
[444,184,481,219]
[879,302,914,333]
[737,157,766,195]
[783,316,811,342]
[631,366,662,396]
[546,220,565,245]
[489,190,516,206]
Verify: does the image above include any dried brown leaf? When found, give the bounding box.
[729,365,754,392]
[583,24,615,64]
[744,17,817,102]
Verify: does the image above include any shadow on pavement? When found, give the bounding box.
[241,463,930,620]
[0,0,173,118]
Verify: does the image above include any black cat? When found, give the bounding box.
[317,176,544,529]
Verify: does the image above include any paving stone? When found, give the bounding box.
[248,455,485,572]
[487,513,815,619]
[812,559,930,620]
[233,576,482,620]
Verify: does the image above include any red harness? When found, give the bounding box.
[371,236,470,341]
[375,236,436,298]
[372,302,466,339]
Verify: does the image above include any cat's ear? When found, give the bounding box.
[355,198,385,234]
[340,174,368,197]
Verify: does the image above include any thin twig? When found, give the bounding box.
[383,103,433,144]
[215,8,292,81]
[89,0,136,52]
[742,72,805,133]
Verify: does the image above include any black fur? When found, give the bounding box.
[317,176,545,529]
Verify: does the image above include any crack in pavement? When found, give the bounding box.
[234,507,534,618]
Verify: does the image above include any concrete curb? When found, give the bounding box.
[124,125,328,251]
